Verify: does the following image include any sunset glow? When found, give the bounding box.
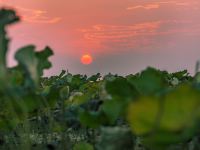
[1,0,200,75]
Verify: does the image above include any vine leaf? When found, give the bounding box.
[0,9,19,79]
[15,45,53,84]
[127,67,167,95]
[127,85,200,148]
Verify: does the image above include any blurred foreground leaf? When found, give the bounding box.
[15,45,53,85]
[0,9,19,79]
[127,85,200,149]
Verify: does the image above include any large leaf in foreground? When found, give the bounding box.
[127,96,160,135]
[127,85,200,149]
[35,46,53,76]
[15,45,38,82]
[0,9,19,79]
[15,45,53,84]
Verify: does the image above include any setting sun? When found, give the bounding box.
[81,54,93,65]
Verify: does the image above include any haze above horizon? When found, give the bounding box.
[1,0,200,76]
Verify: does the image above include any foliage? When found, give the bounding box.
[1,8,200,150]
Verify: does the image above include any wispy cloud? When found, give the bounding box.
[15,7,61,24]
[79,22,161,51]
[127,1,191,10]
[80,22,161,40]
[79,20,200,52]
[127,4,160,10]
[0,3,61,24]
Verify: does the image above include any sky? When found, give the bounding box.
[1,0,200,76]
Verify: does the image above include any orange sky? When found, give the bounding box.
[1,0,200,75]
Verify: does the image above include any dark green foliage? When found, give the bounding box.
[106,77,139,99]
[126,67,168,95]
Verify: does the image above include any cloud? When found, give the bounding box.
[79,20,200,53]
[79,22,161,51]
[15,7,61,24]
[80,22,160,39]
[0,3,61,24]
[127,1,191,10]
[127,4,160,10]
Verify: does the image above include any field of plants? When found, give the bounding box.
[1,8,200,150]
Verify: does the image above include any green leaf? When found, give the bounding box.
[15,45,39,83]
[70,74,87,89]
[106,77,139,99]
[127,96,161,135]
[0,9,19,26]
[0,117,20,131]
[101,99,125,124]
[42,85,61,107]
[127,85,200,148]
[127,67,167,95]
[0,9,19,79]
[70,82,101,106]
[171,70,190,81]
[22,94,44,114]
[15,45,53,84]
[58,70,66,78]
[79,109,107,128]
[8,67,24,86]
[73,142,94,150]
[35,46,53,76]
[88,73,101,82]
[160,85,200,131]
[59,85,69,99]
[143,129,196,149]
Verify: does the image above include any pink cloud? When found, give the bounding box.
[80,22,161,39]
[0,3,61,24]
[15,6,61,24]
[78,20,200,53]
[78,22,161,52]
[127,1,193,11]
[127,4,160,10]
